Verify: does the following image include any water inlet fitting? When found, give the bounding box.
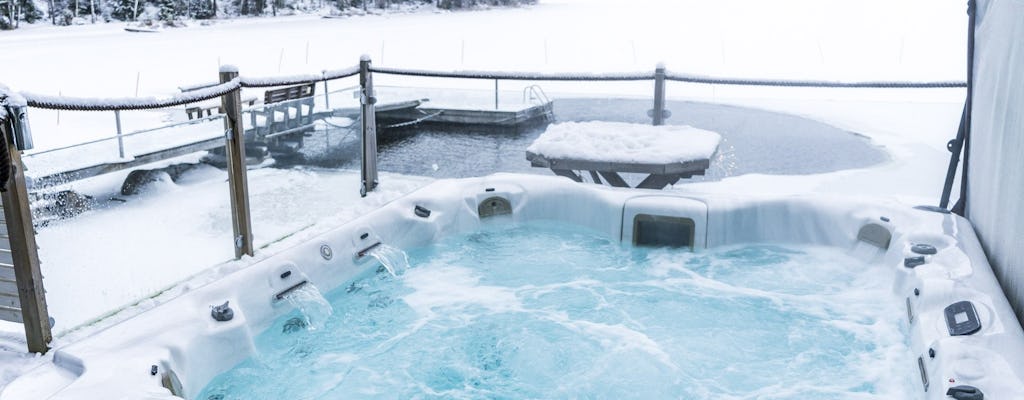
[211,302,234,322]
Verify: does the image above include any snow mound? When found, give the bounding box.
[527,121,721,164]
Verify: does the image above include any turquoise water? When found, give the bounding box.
[199,221,915,399]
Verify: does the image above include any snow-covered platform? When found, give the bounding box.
[526,121,721,189]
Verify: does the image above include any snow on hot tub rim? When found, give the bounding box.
[4,174,1023,400]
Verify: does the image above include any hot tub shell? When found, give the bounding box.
[4,174,1023,399]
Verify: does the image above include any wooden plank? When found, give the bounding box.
[0,265,14,281]
[0,278,16,296]
[220,69,254,259]
[0,292,19,309]
[1,124,52,353]
[0,249,12,265]
[0,305,23,324]
[264,83,315,104]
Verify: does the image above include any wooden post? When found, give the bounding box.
[0,112,52,354]
[359,56,379,197]
[218,66,254,259]
[652,63,666,126]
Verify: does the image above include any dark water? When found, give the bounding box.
[293,98,887,183]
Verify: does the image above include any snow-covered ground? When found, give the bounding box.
[0,0,968,394]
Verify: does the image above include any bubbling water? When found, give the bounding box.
[199,221,916,400]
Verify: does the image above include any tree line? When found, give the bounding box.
[0,0,535,29]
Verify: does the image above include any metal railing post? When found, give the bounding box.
[114,110,125,159]
[0,108,52,354]
[218,66,254,259]
[494,79,499,110]
[322,73,331,109]
[652,63,667,126]
[359,56,379,197]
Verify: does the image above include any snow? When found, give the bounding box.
[0,0,976,395]
[0,87,28,108]
[527,121,720,164]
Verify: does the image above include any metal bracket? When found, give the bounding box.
[360,92,377,106]
[4,105,34,151]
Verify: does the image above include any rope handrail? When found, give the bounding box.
[323,66,361,81]
[25,78,241,111]
[369,66,655,81]
[239,65,361,88]
[369,65,967,88]
[18,64,967,112]
[663,70,967,88]
[240,73,326,88]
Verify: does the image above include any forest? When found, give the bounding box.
[0,0,536,29]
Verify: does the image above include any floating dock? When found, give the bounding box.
[375,102,553,129]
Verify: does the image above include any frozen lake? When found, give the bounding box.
[296,98,887,183]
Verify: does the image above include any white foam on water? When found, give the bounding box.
[542,312,678,372]
[402,264,523,317]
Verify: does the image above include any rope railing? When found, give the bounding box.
[369,66,654,81]
[662,70,968,88]
[17,62,967,112]
[24,78,242,111]
[369,65,967,88]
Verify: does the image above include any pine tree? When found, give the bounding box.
[154,0,184,22]
[106,0,135,20]
[189,0,215,18]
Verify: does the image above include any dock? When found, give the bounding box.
[376,102,553,129]
[24,85,556,190]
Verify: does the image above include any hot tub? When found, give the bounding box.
[4,174,1023,399]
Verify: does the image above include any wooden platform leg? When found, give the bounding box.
[637,173,681,190]
[551,169,582,182]
[598,171,629,188]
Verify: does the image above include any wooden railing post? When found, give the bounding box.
[0,105,52,354]
[218,66,254,258]
[652,63,667,126]
[359,56,379,197]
